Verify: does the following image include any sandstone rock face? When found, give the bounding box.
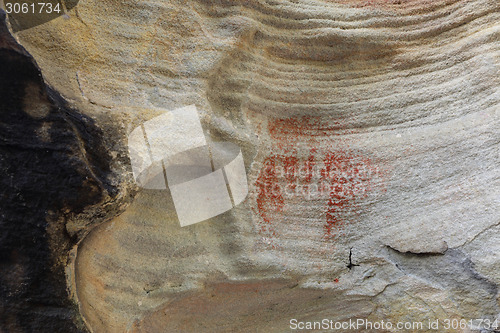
[0,11,117,332]
[2,0,499,332]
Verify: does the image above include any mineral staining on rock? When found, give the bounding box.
[4,0,499,332]
[254,144,384,246]
[0,11,118,332]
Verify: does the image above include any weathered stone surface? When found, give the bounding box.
[0,11,122,332]
[1,0,499,332]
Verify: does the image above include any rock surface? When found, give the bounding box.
[0,10,118,332]
[1,0,499,332]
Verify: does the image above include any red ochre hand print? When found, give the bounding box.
[254,116,385,246]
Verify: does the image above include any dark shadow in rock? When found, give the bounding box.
[0,10,114,333]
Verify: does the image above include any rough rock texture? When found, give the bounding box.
[0,11,120,332]
[2,0,499,332]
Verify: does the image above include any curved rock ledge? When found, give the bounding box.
[3,0,499,332]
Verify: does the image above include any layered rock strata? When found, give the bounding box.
[1,0,498,332]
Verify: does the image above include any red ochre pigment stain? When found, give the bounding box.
[321,151,376,239]
[329,0,428,9]
[330,0,451,12]
[256,156,284,239]
[255,116,384,245]
[269,116,346,149]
